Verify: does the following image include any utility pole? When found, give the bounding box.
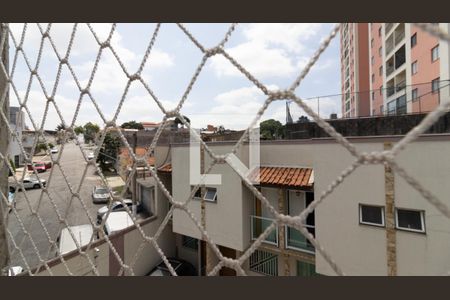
[0,23,11,275]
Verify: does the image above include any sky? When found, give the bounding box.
[7,23,341,131]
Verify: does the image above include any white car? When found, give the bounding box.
[87,152,95,160]
[57,224,94,255]
[92,186,111,204]
[96,199,144,224]
[50,147,58,154]
[102,211,134,236]
[9,177,46,191]
[8,266,24,276]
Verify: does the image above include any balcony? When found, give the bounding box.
[251,215,278,246]
[285,224,315,254]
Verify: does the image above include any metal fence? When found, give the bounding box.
[1,23,450,276]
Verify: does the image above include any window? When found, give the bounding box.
[380,104,384,114]
[387,100,397,115]
[182,235,198,250]
[379,66,383,76]
[371,91,375,101]
[378,46,382,57]
[249,250,278,276]
[297,261,317,277]
[412,88,418,101]
[371,56,374,65]
[190,186,202,198]
[432,77,440,93]
[371,73,375,83]
[378,26,382,37]
[431,45,439,62]
[204,187,217,202]
[371,38,374,48]
[395,209,425,233]
[359,204,385,227]
[411,61,418,75]
[380,85,383,95]
[411,33,417,48]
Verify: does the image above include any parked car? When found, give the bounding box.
[57,224,94,255]
[87,152,95,160]
[9,177,47,192]
[96,199,143,224]
[102,211,134,237]
[27,162,46,173]
[50,147,58,154]
[7,191,15,213]
[8,266,24,276]
[147,258,197,276]
[92,186,111,204]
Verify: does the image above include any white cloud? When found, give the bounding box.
[209,23,324,79]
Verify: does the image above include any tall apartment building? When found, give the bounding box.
[341,23,450,117]
[340,23,370,118]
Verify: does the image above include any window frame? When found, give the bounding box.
[411,33,417,48]
[190,185,202,199]
[203,187,218,202]
[431,45,439,62]
[412,88,419,101]
[411,61,418,75]
[432,77,440,94]
[359,204,385,227]
[395,208,426,233]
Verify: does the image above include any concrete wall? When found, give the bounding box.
[314,136,450,275]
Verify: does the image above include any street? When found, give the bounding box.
[6,142,106,270]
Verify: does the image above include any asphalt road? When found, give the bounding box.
[6,142,104,271]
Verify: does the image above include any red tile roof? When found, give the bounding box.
[158,163,172,173]
[248,166,314,188]
[120,147,155,166]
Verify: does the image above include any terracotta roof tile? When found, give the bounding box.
[248,166,314,188]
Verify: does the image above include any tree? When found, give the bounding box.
[260,119,285,140]
[297,115,310,123]
[174,115,191,128]
[121,121,144,130]
[83,122,100,144]
[97,131,121,172]
[74,125,85,135]
[55,123,66,132]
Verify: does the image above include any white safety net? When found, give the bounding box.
[1,22,450,276]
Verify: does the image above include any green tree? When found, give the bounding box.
[121,121,144,130]
[55,123,66,132]
[83,122,100,144]
[260,119,284,140]
[74,125,85,135]
[97,131,121,172]
[174,115,191,128]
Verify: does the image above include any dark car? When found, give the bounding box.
[147,258,197,276]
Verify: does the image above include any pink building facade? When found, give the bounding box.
[341,23,450,117]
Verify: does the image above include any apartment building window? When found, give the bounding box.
[371,38,374,48]
[181,235,198,251]
[371,91,375,101]
[380,85,383,95]
[431,45,439,62]
[297,261,317,277]
[359,204,385,227]
[432,77,440,93]
[380,104,384,114]
[412,88,419,101]
[379,66,383,76]
[204,187,218,202]
[371,56,374,65]
[411,61,418,75]
[411,33,417,48]
[395,209,425,233]
[378,26,382,37]
[191,186,202,199]
[378,46,382,57]
[371,73,375,83]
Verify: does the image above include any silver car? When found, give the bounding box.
[92,186,111,204]
[97,199,133,223]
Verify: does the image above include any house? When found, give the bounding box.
[168,133,450,276]
[8,106,26,167]
[141,122,160,132]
